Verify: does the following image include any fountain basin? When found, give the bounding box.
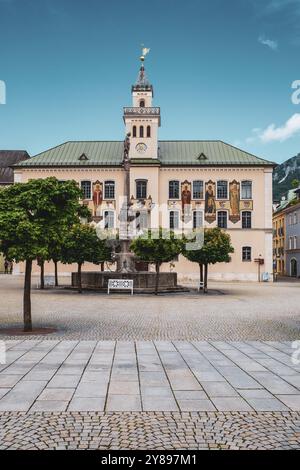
[71,271,187,293]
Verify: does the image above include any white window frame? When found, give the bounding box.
[242,246,252,262]
[241,210,252,229]
[216,180,229,200]
[169,210,180,230]
[169,180,180,200]
[103,210,115,229]
[193,210,204,229]
[104,180,115,200]
[217,210,228,229]
[192,180,204,200]
[241,180,252,200]
[294,236,297,249]
[80,180,92,200]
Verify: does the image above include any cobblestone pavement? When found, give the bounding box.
[1,340,300,413]
[0,411,299,450]
[1,275,300,340]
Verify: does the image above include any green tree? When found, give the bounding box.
[0,178,87,331]
[130,228,182,295]
[292,179,300,189]
[61,224,113,293]
[182,227,234,293]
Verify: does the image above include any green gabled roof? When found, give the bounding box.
[14,140,275,168]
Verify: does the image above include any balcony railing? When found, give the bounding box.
[123,107,160,116]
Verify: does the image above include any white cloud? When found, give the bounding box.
[258,35,278,50]
[260,113,300,142]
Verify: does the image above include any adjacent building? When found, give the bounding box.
[13,59,275,281]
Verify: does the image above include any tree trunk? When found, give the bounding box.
[155,262,160,296]
[23,259,32,332]
[54,260,58,287]
[40,260,44,289]
[204,263,208,294]
[199,263,203,290]
[101,262,104,272]
[78,263,82,293]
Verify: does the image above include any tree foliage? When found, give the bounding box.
[0,177,89,330]
[182,227,234,293]
[130,228,182,294]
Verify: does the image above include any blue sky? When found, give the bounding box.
[0,0,300,163]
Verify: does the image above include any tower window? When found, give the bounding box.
[104,181,115,199]
[132,125,137,138]
[81,181,91,199]
[217,211,227,229]
[140,100,145,107]
[139,126,144,138]
[147,125,151,137]
[136,180,147,199]
[169,180,180,199]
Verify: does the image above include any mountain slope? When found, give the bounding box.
[273,153,300,201]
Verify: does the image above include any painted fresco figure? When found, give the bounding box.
[181,184,191,211]
[229,180,240,222]
[93,181,103,216]
[205,184,216,215]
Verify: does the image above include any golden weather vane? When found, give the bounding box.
[140,44,150,62]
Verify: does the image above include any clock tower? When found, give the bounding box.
[123,51,161,159]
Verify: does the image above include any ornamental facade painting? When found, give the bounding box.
[92,180,103,216]
[205,180,216,223]
[181,180,192,221]
[229,180,240,223]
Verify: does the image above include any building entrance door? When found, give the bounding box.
[291,259,297,277]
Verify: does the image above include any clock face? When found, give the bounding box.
[135,142,147,154]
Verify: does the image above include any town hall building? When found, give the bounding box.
[14,56,274,281]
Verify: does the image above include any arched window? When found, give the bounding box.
[139,126,144,138]
[147,125,151,137]
[132,125,137,138]
[140,100,145,107]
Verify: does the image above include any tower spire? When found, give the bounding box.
[133,46,152,92]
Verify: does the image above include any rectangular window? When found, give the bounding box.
[170,211,179,229]
[241,181,252,199]
[193,210,203,229]
[136,180,147,199]
[169,180,180,199]
[242,211,252,229]
[217,180,228,199]
[294,213,297,225]
[104,181,115,199]
[104,211,114,229]
[294,236,297,249]
[289,237,292,250]
[242,246,252,262]
[192,180,203,199]
[81,181,91,199]
[217,211,227,229]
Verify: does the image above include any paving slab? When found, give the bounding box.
[106,395,141,411]
[211,397,253,411]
